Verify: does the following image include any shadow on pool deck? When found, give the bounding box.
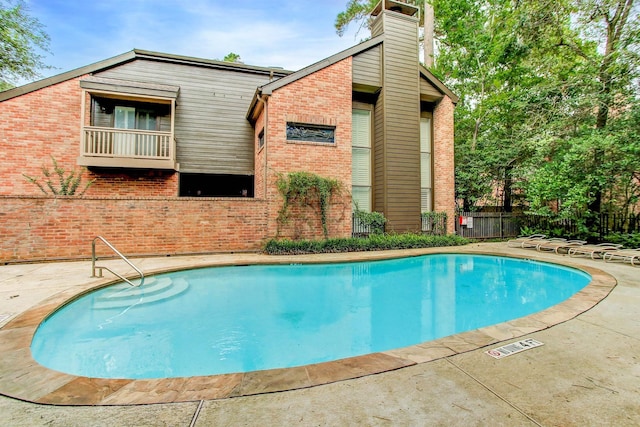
[0,243,638,426]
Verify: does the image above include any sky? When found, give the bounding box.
[23,0,367,84]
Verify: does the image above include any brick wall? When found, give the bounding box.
[0,196,268,262]
[1,55,457,262]
[432,95,456,233]
[262,58,354,240]
[0,77,179,197]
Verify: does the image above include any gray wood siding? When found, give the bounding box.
[378,11,422,231]
[420,77,442,100]
[353,46,381,88]
[371,13,384,38]
[97,60,275,175]
[373,91,385,213]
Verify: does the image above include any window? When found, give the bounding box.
[352,109,372,211]
[91,97,170,131]
[258,129,265,149]
[286,122,335,144]
[114,106,136,155]
[420,117,433,212]
[179,173,254,197]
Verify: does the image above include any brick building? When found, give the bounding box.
[0,0,457,262]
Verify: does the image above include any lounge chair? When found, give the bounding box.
[568,243,623,260]
[506,234,547,248]
[603,248,640,267]
[536,239,587,254]
[521,237,566,250]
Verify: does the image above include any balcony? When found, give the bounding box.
[78,126,178,170]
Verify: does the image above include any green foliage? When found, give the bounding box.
[264,233,468,255]
[602,232,640,249]
[335,0,377,36]
[421,211,448,234]
[276,171,342,239]
[518,225,543,237]
[23,156,94,196]
[353,209,387,234]
[520,112,640,220]
[430,0,639,223]
[222,52,242,63]
[1,0,51,87]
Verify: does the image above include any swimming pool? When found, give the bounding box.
[31,254,591,379]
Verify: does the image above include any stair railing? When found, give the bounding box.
[91,236,144,287]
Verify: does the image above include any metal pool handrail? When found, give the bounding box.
[91,236,144,287]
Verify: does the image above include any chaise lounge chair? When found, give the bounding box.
[603,248,640,267]
[521,237,567,250]
[536,239,587,254]
[506,234,547,248]
[568,243,623,260]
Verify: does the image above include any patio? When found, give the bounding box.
[0,242,638,426]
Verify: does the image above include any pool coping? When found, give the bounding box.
[0,248,617,406]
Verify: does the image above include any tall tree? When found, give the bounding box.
[0,0,50,90]
[514,0,639,219]
[430,0,537,210]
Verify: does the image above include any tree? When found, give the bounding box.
[431,0,638,220]
[222,52,242,63]
[0,0,51,90]
[513,0,639,220]
[431,0,537,211]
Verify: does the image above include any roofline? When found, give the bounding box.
[0,49,293,102]
[258,35,385,96]
[0,51,136,102]
[419,65,459,104]
[132,49,293,77]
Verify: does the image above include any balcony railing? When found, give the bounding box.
[79,126,177,170]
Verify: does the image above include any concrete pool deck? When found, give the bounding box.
[0,242,638,426]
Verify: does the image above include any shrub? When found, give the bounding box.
[353,209,387,235]
[263,233,469,255]
[23,156,94,196]
[276,171,341,239]
[603,232,640,248]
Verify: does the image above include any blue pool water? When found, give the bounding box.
[31,254,591,379]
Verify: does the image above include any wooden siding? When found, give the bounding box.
[97,60,275,175]
[353,46,382,90]
[420,77,442,101]
[373,90,386,213]
[377,11,422,231]
[371,11,384,38]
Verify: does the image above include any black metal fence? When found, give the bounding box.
[456,211,640,241]
[352,212,448,237]
[455,212,522,239]
[421,212,448,235]
[351,213,384,237]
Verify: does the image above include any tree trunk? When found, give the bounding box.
[503,166,513,213]
[424,1,435,67]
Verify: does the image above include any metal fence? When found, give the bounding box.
[421,212,448,235]
[351,213,384,237]
[456,212,522,239]
[456,211,640,241]
[352,212,448,237]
